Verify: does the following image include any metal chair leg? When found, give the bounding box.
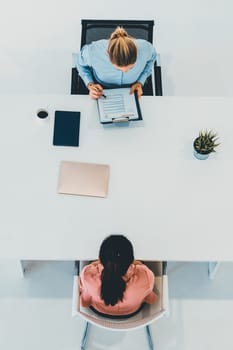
[145,325,154,350]
[208,262,220,279]
[19,260,25,278]
[81,321,90,350]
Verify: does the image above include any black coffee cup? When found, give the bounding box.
[37,109,49,119]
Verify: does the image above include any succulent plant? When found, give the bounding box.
[194,130,220,154]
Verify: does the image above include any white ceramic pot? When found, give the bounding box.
[193,149,210,160]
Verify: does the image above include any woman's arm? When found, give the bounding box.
[137,42,157,86]
[76,45,104,99]
[79,269,92,307]
[143,266,158,304]
[144,291,158,304]
[130,82,143,97]
[76,45,94,87]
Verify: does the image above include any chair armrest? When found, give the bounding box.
[72,53,79,68]
[155,53,161,67]
[162,261,167,275]
[154,53,163,96]
[161,261,169,317]
[162,275,169,317]
[71,54,89,95]
[74,261,80,276]
[71,53,88,95]
[72,275,79,317]
[74,260,91,275]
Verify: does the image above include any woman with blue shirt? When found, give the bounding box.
[76,27,157,99]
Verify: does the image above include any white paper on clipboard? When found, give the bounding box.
[97,88,142,123]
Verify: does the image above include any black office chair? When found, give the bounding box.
[71,19,163,96]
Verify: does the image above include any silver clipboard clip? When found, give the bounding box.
[111,113,134,123]
[112,116,129,123]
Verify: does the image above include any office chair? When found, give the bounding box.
[72,260,169,350]
[71,19,163,96]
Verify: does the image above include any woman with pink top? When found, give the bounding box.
[79,235,158,318]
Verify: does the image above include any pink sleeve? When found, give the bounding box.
[79,268,92,307]
[143,267,158,304]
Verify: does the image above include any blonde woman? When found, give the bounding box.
[76,27,157,99]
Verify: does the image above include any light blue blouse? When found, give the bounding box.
[76,39,157,88]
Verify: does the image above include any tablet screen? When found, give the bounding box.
[53,110,80,147]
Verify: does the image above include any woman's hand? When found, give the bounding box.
[130,82,143,97]
[133,260,143,265]
[87,83,104,99]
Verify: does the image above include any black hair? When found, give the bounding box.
[99,235,134,306]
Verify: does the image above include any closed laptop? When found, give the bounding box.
[57,161,110,198]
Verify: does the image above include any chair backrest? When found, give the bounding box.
[72,19,160,96]
[72,261,169,331]
[80,19,154,48]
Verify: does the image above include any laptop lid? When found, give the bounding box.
[57,161,110,198]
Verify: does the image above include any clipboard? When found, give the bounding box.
[97,88,143,124]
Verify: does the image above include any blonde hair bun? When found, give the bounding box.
[110,27,128,40]
[108,26,137,66]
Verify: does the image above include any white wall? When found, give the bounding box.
[0,0,80,93]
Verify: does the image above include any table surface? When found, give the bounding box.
[0,94,233,261]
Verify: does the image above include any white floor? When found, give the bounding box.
[1,261,233,350]
[1,0,233,348]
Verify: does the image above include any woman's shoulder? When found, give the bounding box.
[135,39,156,56]
[87,39,108,50]
[124,263,154,290]
[81,261,103,277]
[135,38,153,48]
[132,262,155,280]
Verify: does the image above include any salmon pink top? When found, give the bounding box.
[79,261,157,316]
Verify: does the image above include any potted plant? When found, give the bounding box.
[193,130,220,160]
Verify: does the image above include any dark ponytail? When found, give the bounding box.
[101,261,126,306]
[99,235,134,306]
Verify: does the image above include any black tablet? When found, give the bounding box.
[53,110,80,147]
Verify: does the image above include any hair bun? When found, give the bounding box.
[110,27,128,40]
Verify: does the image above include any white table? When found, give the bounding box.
[0,95,233,261]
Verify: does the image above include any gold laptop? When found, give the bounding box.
[57,161,110,198]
